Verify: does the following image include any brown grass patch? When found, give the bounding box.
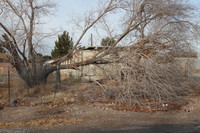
[0,118,83,129]
[109,102,185,112]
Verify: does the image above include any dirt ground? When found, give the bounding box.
[0,82,200,133]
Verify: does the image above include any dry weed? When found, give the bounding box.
[0,118,83,129]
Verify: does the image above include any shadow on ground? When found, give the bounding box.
[72,123,200,133]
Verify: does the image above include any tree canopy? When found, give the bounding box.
[51,31,73,59]
[101,37,115,46]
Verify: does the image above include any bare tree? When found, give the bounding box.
[0,0,121,88]
[0,0,57,87]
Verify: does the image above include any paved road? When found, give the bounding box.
[1,123,200,133]
[72,124,200,133]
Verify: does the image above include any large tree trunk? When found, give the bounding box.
[13,63,52,88]
[15,64,48,88]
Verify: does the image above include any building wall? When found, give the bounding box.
[60,49,108,81]
[175,58,200,76]
[60,47,200,81]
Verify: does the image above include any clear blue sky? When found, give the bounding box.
[47,0,98,29]
[42,0,200,55]
[43,0,99,54]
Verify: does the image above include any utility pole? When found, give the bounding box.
[91,34,93,46]
[7,66,10,105]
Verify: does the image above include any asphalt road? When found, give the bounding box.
[72,124,200,133]
[1,123,200,133]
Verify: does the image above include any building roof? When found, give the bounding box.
[81,46,126,50]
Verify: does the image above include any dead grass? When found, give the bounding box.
[0,75,54,106]
[0,88,8,105]
[0,118,83,129]
[2,69,199,113]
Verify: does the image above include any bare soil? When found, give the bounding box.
[0,82,200,133]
